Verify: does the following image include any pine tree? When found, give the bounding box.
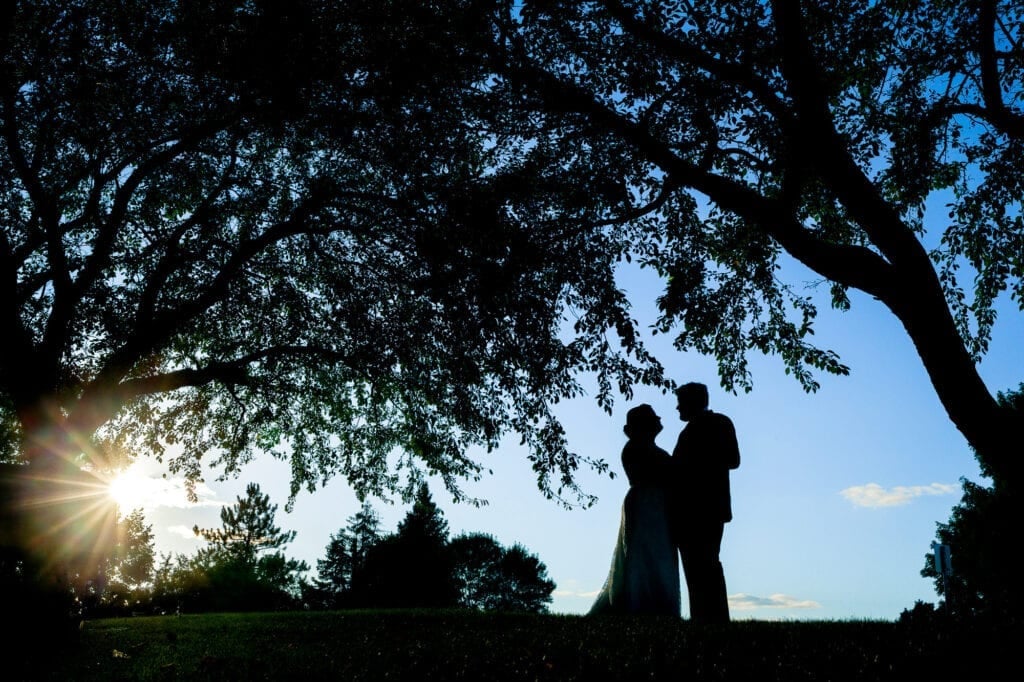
[348,501,383,575]
[192,483,308,611]
[194,483,296,566]
[397,484,449,546]
[355,483,457,608]
[316,530,354,598]
[116,508,156,590]
[316,501,382,605]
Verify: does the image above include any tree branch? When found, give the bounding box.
[509,60,896,297]
[1,81,72,356]
[67,343,357,435]
[771,1,1009,473]
[75,114,241,306]
[88,186,341,395]
[977,0,1024,138]
[599,0,794,123]
[0,83,47,212]
[134,152,241,330]
[770,0,927,271]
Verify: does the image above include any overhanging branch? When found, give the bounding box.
[67,343,356,435]
[508,60,896,298]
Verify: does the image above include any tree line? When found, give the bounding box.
[52,482,554,618]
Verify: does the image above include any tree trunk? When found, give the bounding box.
[885,273,1023,490]
[1,418,119,646]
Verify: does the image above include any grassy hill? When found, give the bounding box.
[21,609,1016,681]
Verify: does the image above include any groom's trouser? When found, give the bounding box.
[678,518,729,625]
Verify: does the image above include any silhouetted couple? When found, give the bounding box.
[589,382,740,624]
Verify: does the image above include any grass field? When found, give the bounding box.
[20,609,1015,681]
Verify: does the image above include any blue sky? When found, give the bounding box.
[110,241,1021,621]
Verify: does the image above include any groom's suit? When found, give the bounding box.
[671,408,740,624]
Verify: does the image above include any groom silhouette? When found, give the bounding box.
[670,382,740,625]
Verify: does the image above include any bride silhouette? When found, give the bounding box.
[589,404,681,616]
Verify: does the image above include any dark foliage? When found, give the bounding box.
[313,501,382,608]
[165,483,310,612]
[316,495,554,613]
[481,0,1024,484]
[150,552,207,615]
[922,385,1024,624]
[115,508,157,592]
[0,0,651,516]
[450,532,555,613]
[353,485,458,609]
[5,0,1023,639]
[72,507,158,619]
[0,463,117,645]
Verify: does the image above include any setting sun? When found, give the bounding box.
[102,460,213,514]
[106,464,155,513]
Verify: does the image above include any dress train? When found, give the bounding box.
[589,484,680,616]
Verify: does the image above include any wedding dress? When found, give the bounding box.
[589,441,681,616]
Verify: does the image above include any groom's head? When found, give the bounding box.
[675,382,709,422]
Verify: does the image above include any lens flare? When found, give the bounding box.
[0,463,119,578]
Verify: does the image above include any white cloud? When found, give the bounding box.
[840,482,958,508]
[107,460,225,513]
[167,524,203,541]
[552,588,820,612]
[552,579,601,599]
[728,593,821,611]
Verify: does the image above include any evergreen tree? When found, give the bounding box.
[192,483,309,611]
[344,489,554,612]
[355,484,457,608]
[194,483,297,565]
[315,530,354,605]
[348,501,383,569]
[76,507,158,615]
[61,507,155,618]
[115,508,156,591]
[397,484,449,546]
[315,501,382,607]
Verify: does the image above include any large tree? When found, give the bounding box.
[0,0,657,553]
[115,508,157,592]
[67,507,157,617]
[194,483,298,563]
[0,0,667,634]
[483,0,1024,485]
[7,0,1022,628]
